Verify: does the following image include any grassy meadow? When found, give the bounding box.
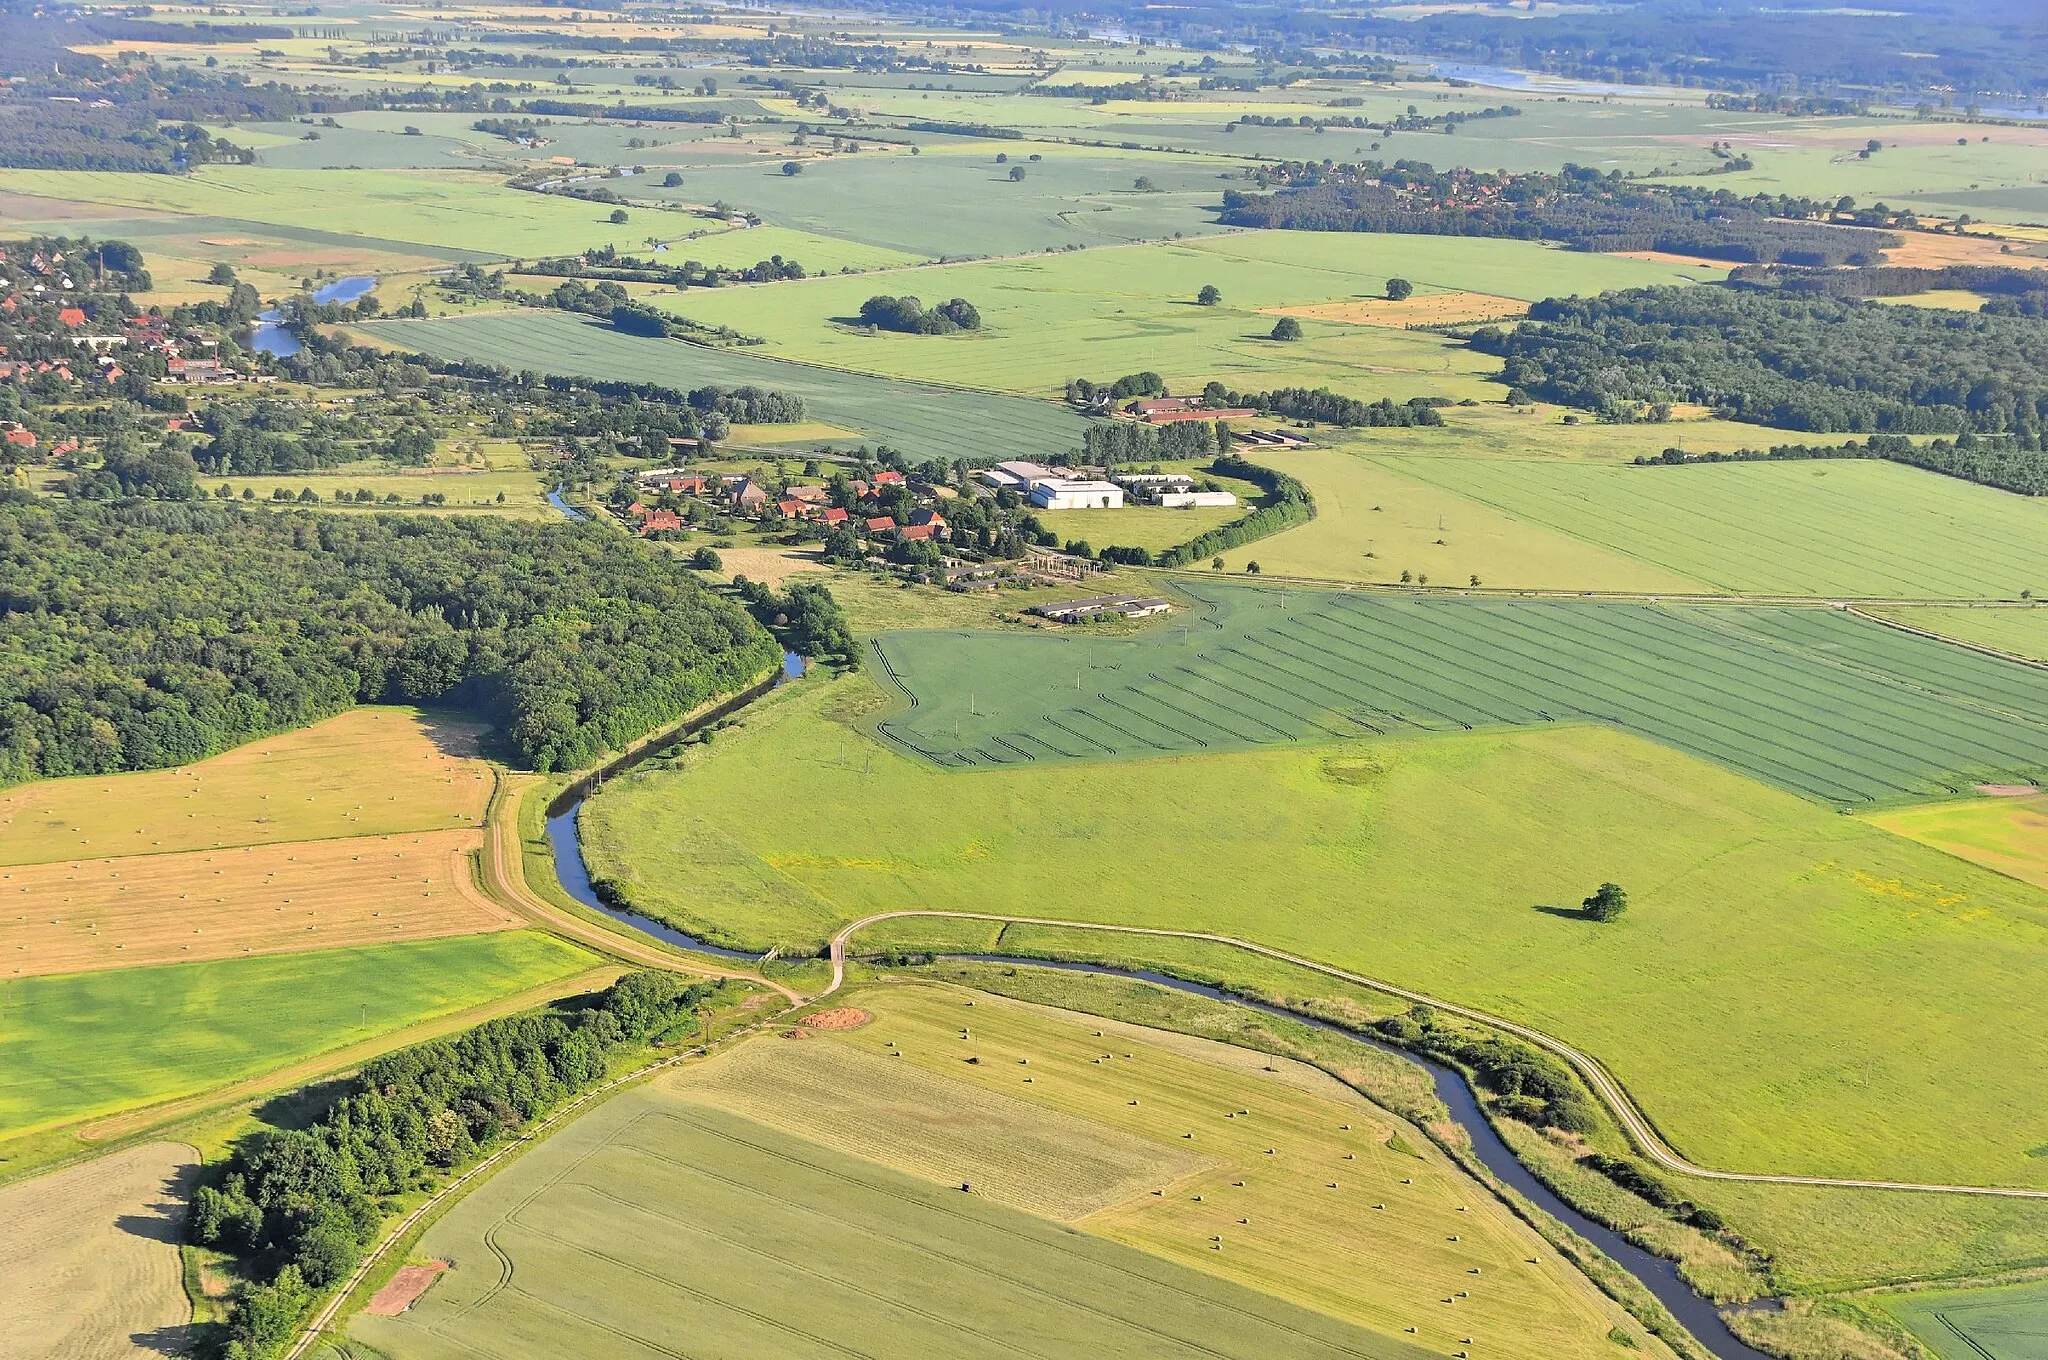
[1383,457,2048,599]
[0,931,595,1140]
[1206,446,1703,589]
[349,1088,1441,1360]
[581,673,2048,1189]
[656,233,1709,400]
[869,581,2048,803]
[363,310,1092,462]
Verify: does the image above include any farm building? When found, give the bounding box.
[1235,429,1311,449]
[1123,396,1258,424]
[1029,594,1172,623]
[1030,479,1125,510]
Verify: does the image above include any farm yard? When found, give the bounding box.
[349,983,1649,1360]
[364,310,1093,462]
[868,581,2048,804]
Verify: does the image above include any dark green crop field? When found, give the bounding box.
[364,310,1092,463]
[870,582,2048,804]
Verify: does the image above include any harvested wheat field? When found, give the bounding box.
[0,707,492,868]
[1268,291,1527,327]
[1,830,515,977]
[1880,229,2048,270]
[0,1141,195,1359]
[711,545,831,588]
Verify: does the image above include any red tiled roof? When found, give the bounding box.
[864,516,897,532]
[57,307,87,327]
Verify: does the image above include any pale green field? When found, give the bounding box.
[582,676,2048,1189]
[1865,795,2048,893]
[350,1062,1445,1360]
[0,168,918,268]
[199,469,548,515]
[1208,446,1705,590]
[1874,605,2048,660]
[1880,1277,2048,1360]
[351,982,1648,1360]
[655,233,1712,399]
[1036,504,1247,553]
[1381,457,2048,599]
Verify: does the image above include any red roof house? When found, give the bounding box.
[872,469,906,486]
[4,429,36,448]
[639,509,684,534]
[898,522,941,542]
[864,515,897,533]
[57,307,87,327]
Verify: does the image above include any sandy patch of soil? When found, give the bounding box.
[1977,783,2042,797]
[800,1007,873,1031]
[1265,291,1528,328]
[366,1261,450,1316]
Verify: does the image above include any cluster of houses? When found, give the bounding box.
[0,304,254,388]
[625,465,952,544]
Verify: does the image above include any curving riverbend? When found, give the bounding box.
[545,699,1774,1360]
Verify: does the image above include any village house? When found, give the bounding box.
[864,515,898,534]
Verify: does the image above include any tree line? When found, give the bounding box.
[1472,286,2048,440]
[1201,381,1448,428]
[191,971,737,1359]
[0,497,779,785]
[1151,455,1315,569]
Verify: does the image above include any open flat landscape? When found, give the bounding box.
[351,983,1651,1360]
[583,673,2048,1190]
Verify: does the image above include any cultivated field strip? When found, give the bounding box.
[365,311,1091,463]
[871,583,2048,803]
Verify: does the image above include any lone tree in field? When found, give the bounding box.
[1582,882,1628,922]
[1009,165,1027,181]
[1270,316,1303,342]
[1386,277,1414,302]
[782,161,802,176]
[1197,284,1222,306]
[608,208,629,224]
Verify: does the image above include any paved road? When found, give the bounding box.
[826,909,2048,1201]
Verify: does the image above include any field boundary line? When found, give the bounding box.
[1845,605,2048,676]
[826,911,2048,1201]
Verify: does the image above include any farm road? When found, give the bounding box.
[825,910,2048,1202]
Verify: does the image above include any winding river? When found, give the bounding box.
[543,664,1774,1360]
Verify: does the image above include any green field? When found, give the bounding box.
[350,1066,1442,1360]
[1876,606,2048,661]
[869,580,2048,803]
[657,233,1709,399]
[0,932,594,1139]
[364,310,1092,462]
[199,469,550,515]
[1206,447,1705,589]
[1381,457,2048,600]
[582,673,2048,1188]
[1881,1278,2048,1360]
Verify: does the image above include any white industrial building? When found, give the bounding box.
[1029,478,1125,510]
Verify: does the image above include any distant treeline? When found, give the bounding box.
[1732,261,2048,312]
[0,498,777,784]
[1203,381,1448,428]
[1473,287,2048,441]
[192,972,735,1359]
[1223,165,1897,267]
[1636,434,2048,498]
[904,118,1024,139]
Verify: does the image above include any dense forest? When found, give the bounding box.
[0,497,779,784]
[1731,262,2048,309]
[1222,165,1898,267]
[1471,287,2048,440]
[192,971,735,1359]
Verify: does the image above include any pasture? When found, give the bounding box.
[0,931,595,1140]
[1382,457,2048,599]
[1875,606,2048,661]
[1205,447,1703,590]
[1881,1278,2048,1360]
[1036,504,1248,554]
[656,233,1708,399]
[348,1092,1438,1360]
[869,581,2048,804]
[0,707,491,867]
[581,675,2048,1188]
[364,310,1093,462]
[198,469,550,516]
[1,830,517,977]
[0,1141,194,1358]
[1865,794,2048,893]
